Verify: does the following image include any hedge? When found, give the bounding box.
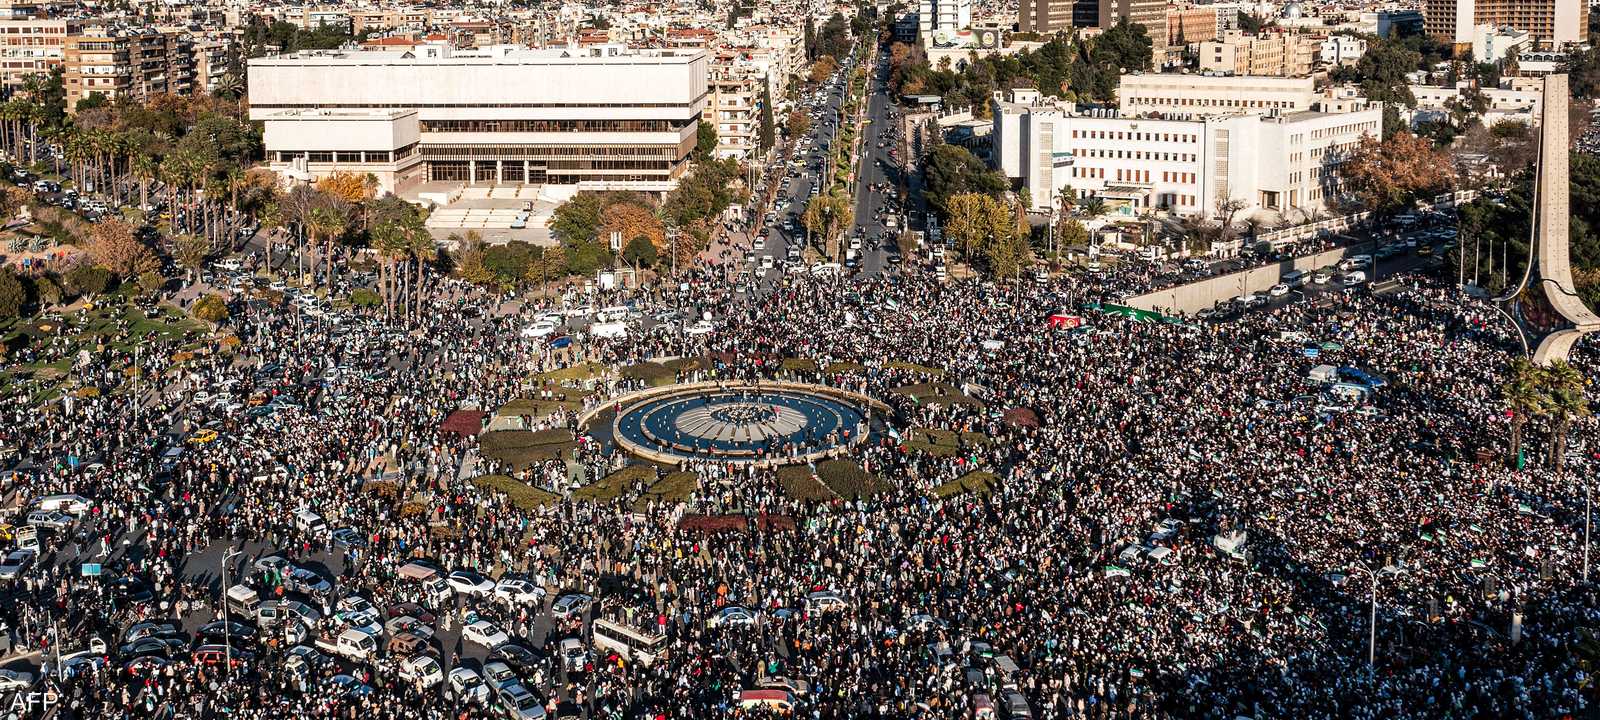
[573,464,656,503]
[777,465,835,502]
[932,471,997,499]
[817,459,891,500]
[471,474,560,509]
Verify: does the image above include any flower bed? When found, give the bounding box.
[678,513,797,533]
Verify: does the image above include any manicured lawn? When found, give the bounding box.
[905,427,990,457]
[885,361,945,376]
[932,471,998,499]
[477,428,577,469]
[891,382,984,408]
[816,459,891,500]
[471,474,561,510]
[573,464,656,503]
[539,362,611,383]
[777,465,835,502]
[620,361,677,386]
[781,357,818,373]
[824,361,865,374]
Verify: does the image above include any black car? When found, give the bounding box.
[490,643,547,677]
[196,621,258,646]
[118,637,180,660]
[110,576,155,604]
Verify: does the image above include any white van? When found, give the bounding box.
[226,584,260,616]
[595,306,629,324]
[294,509,328,536]
[1281,270,1306,288]
[35,494,90,515]
[1341,271,1367,285]
[590,321,628,340]
[316,628,378,663]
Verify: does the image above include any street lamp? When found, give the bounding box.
[221,547,242,679]
[1348,563,1407,667]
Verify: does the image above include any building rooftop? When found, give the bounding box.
[254,43,703,65]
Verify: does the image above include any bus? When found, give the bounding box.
[592,618,668,666]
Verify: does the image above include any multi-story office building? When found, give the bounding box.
[1198,32,1317,77]
[1018,0,1098,34]
[1165,5,1219,46]
[993,86,1381,220]
[1119,73,1316,117]
[1423,0,1585,51]
[247,43,708,195]
[0,18,79,89]
[1098,0,1166,45]
[64,27,195,110]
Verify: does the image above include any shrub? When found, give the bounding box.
[135,271,165,297]
[362,480,400,500]
[191,294,229,324]
[64,265,113,297]
[816,459,890,499]
[781,357,817,372]
[824,361,865,374]
[350,288,381,307]
[0,269,24,318]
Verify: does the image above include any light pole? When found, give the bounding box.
[221,547,242,679]
[1584,471,1592,584]
[1349,563,1406,668]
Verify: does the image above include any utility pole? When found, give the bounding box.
[221,547,242,680]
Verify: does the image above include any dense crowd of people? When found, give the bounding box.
[0,232,1595,720]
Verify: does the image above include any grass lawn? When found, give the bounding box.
[816,459,891,499]
[780,357,818,373]
[471,474,561,510]
[885,361,945,376]
[632,471,698,510]
[664,356,709,373]
[573,464,656,503]
[777,465,836,502]
[891,382,985,409]
[824,361,865,374]
[539,362,611,383]
[478,428,578,470]
[932,471,998,499]
[620,361,677,386]
[497,387,592,417]
[905,427,990,457]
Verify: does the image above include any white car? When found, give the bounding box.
[520,321,558,338]
[710,606,757,627]
[1268,283,1290,297]
[462,620,510,649]
[805,590,849,614]
[559,637,588,672]
[446,570,495,597]
[493,578,546,606]
[398,654,444,688]
[684,320,715,336]
[448,666,490,705]
[34,494,90,515]
[550,594,593,620]
[759,255,775,271]
[0,668,34,692]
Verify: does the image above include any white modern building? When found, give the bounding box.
[1118,73,1318,117]
[993,87,1383,222]
[1319,35,1367,66]
[247,43,709,196]
[918,0,972,36]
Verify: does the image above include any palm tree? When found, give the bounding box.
[304,203,348,290]
[1080,196,1106,219]
[1543,360,1590,472]
[1502,358,1549,469]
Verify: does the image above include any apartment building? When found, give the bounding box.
[919,0,972,35]
[247,44,708,195]
[1018,0,1098,34]
[709,51,760,159]
[1119,73,1316,116]
[191,37,230,95]
[1098,0,1166,45]
[1319,35,1366,66]
[1423,0,1585,51]
[0,17,79,89]
[1198,32,1316,77]
[64,27,195,110]
[993,87,1381,221]
[1166,5,1219,46]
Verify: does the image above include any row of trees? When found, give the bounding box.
[1503,359,1591,472]
[945,192,1030,277]
[889,22,1152,111]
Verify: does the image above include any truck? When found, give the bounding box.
[314,628,378,664]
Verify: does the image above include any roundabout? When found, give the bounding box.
[611,383,881,464]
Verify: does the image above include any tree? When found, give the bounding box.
[191,294,229,324]
[1339,131,1454,215]
[1354,39,1422,108]
[316,171,378,204]
[172,233,210,283]
[600,202,666,253]
[1543,360,1590,472]
[802,192,853,257]
[787,109,812,138]
[623,235,659,269]
[0,268,24,318]
[695,121,718,162]
[945,192,991,259]
[810,56,839,84]
[1092,19,1153,74]
[1502,358,1548,468]
[64,265,113,297]
[452,235,495,286]
[1056,217,1089,248]
[924,145,1007,217]
[88,219,157,276]
[758,77,776,153]
[550,192,607,245]
[136,270,164,297]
